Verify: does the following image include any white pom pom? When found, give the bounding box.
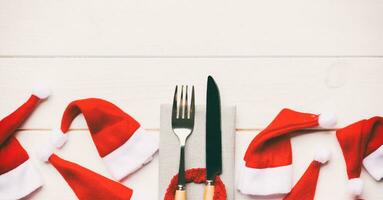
[318,113,337,128]
[314,149,331,164]
[348,178,363,196]
[32,84,51,99]
[36,144,54,162]
[50,129,68,149]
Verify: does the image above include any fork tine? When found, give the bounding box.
[185,85,189,119]
[179,85,185,119]
[172,85,178,119]
[190,86,195,120]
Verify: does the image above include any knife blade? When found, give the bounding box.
[204,76,222,200]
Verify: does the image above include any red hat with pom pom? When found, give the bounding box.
[283,150,330,200]
[336,117,383,197]
[48,98,158,181]
[0,86,50,199]
[237,108,336,196]
[45,153,134,200]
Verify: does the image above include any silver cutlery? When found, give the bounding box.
[171,85,195,200]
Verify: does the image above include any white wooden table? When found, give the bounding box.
[1,1,382,199]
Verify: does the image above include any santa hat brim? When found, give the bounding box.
[102,127,159,181]
[237,161,293,196]
[0,160,43,199]
[362,145,383,181]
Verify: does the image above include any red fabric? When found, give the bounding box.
[60,98,141,157]
[336,117,383,179]
[0,95,40,145]
[244,108,319,168]
[0,94,42,175]
[164,168,226,200]
[283,161,321,200]
[49,154,133,200]
[0,137,29,174]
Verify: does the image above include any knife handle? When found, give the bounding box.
[203,184,214,200]
[175,189,186,200]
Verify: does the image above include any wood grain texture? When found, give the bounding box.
[1,0,382,198]
[1,60,383,130]
[0,0,382,56]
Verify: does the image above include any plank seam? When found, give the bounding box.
[0,55,383,59]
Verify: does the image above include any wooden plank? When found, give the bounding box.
[17,130,159,200]
[1,58,383,129]
[0,0,382,56]
[235,131,383,200]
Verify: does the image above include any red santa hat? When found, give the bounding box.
[0,86,50,145]
[45,153,133,200]
[0,86,50,199]
[283,150,331,200]
[44,98,158,181]
[237,108,336,196]
[336,117,383,197]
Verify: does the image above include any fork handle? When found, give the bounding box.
[177,146,186,186]
[175,146,186,199]
[175,189,186,200]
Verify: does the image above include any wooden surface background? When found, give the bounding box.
[0,0,382,199]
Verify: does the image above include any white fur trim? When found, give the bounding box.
[318,113,337,128]
[348,178,363,196]
[102,127,159,181]
[363,145,383,181]
[130,190,141,200]
[50,129,68,149]
[237,161,293,196]
[314,149,331,164]
[36,144,55,162]
[31,84,51,99]
[0,159,43,199]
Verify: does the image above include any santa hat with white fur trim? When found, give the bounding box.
[283,150,331,200]
[336,117,383,197]
[50,98,159,181]
[0,86,50,199]
[237,108,336,196]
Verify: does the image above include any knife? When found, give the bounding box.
[204,76,222,200]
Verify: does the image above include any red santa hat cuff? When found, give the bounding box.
[0,138,43,200]
[336,117,383,196]
[49,98,159,180]
[237,108,336,196]
[0,87,50,199]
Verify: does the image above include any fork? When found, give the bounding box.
[171,85,195,200]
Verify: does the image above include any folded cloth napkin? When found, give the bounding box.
[159,104,236,200]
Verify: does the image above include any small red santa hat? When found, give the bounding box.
[283,150,331,200]
[0,86,50,145]
[48,98,158,181]
[336,117,383,197]
[0,86,50,199]
[46,153,133,200]
[237,108,336,196]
